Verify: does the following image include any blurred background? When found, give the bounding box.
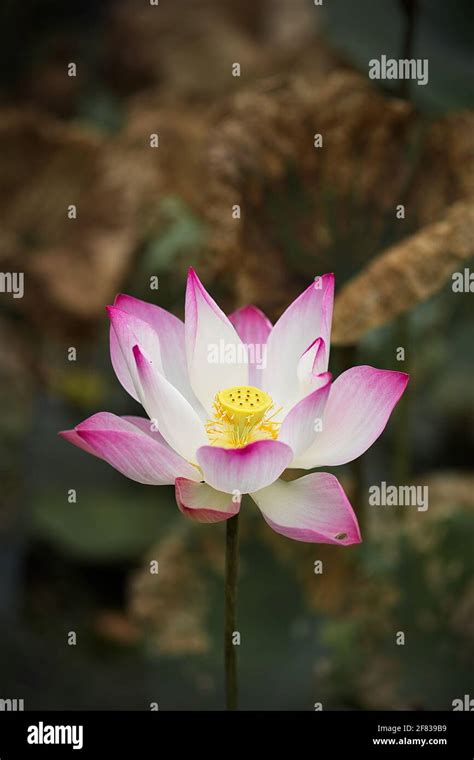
[0,0,473,710]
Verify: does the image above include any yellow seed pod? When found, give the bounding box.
[217,386,273,427]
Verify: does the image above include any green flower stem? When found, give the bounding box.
[224,512,240,710]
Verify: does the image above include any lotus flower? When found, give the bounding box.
[60,269,408,545]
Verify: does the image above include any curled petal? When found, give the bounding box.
[296,337,328,399]
[196,439,293,495]
[251,473,361,545]
[108,306,163,402]
[264,274,334,407]
[175,478,240,523]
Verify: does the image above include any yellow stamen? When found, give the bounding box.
[205,385,281,448]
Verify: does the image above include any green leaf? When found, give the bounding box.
[30,487,178,562]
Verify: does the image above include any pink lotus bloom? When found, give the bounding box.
[60,269,408,545]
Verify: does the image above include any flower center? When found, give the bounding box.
[205,385,281,448]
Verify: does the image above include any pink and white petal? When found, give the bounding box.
[62,411,134,437]
[113,295,203,414]
[108,306,163,402]
[133,345,208,464]
[279,373,331,459]
[229,305,272,343]
[59,412,198,484]
[296,337,328,400]
[251,473,361,545]
[229,305,272,386]
[74,431,196,485]
[59,428,97,457]
[175,478,240,523]
[294,366,409,468]
[60,412,137,457]
[185,268,248,413]
[121,415,171,449]
[263,274,334,407]
[196,439,293,495]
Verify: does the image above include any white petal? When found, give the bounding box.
[279,374,331,459]
[263,274,334,407]
[133,344,208,464]
[185,269,248,413]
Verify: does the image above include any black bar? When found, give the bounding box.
[0,711,472,757]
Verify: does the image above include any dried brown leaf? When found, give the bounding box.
[332,200,474,345]
[103,0,270,100]
[196,70,473,323]
[199,71,417,314]
[0,109,155,331]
